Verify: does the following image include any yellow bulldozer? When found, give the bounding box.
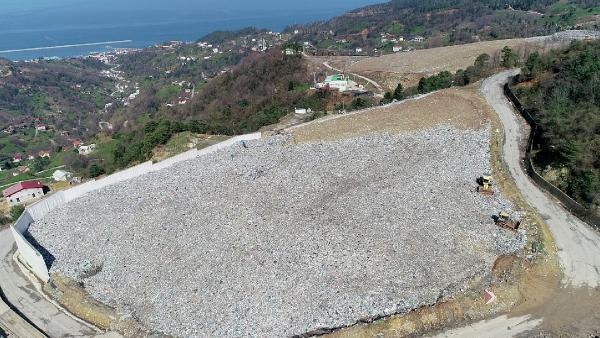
[494,211,521,231]
[476,175,494,195]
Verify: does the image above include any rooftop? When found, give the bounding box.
[3,180,43,198]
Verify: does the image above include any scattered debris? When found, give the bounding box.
[484,289,497,304]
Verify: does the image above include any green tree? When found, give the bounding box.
[501,46,519,68]
[392,83,405,100]
[351,97,370,110]
[524,51,543,77]
[567,170,599,205]
[417,71,452,93]
[32,156,51,172]
[381,91,394,104]
[10,205,25,220]
[89,164,105,178]
[474,53,491,68]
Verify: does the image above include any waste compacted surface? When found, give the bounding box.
[30,126,524,337]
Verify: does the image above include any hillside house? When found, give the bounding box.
[393,45,402,52]
[35,124,47,131]
[12,154,22,163]
[52,170,72,182]
[78,144,96,155]
[38,150,51,158]
[3,180,44,206]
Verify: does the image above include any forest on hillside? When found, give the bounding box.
[108,48,335,169]
[514,40,600,208]
[288,0,600,51]
[0,58,112,134]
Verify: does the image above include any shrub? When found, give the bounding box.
[10,205,25,220]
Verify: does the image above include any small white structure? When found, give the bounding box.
[393,45,402,52]
[3,180,44,206]
[355,47,363,53]
[78,144,97,155]
[316,74,362,92]
[294,108,307,115]
[52,170,72,182]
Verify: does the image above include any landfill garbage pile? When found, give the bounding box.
[30,126,523,337]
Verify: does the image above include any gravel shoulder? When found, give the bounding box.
[30,122,522,337]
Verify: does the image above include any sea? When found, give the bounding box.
[0,0,383,60]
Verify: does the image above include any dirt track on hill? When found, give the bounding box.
[318,37,569,90]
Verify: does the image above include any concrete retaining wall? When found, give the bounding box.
[10,220,50,282]
[10,132,262,283]
[27,192,66,222]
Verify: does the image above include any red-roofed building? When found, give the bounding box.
[3,180,45,206]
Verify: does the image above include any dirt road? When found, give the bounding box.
[481,70,600,287]
[429,68,600,338]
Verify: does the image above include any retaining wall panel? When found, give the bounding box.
[27,192,66,222]
[10,224,50,282]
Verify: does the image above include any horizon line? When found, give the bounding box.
[0,40,133,53]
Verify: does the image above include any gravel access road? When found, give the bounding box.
[435,69,600,338]
[481,69,600,287]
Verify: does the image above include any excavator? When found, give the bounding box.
[476,175,494,195]
[494,211,521,231]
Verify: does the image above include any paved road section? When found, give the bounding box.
[481,70,600,287]
[0,296,45,338]
[0,228,100,337]
[429,315,543,338]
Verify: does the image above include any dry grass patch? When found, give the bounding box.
[290,87,489,144]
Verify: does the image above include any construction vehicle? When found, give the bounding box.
[476,175,494,195]
[494,211,521,231]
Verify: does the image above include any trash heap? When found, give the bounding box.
[31,126,523,337]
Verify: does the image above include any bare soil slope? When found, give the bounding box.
[291,87,490,143]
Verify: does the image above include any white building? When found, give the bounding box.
[3,180,44,206]
[52,170,72,182]
[316,74,361,92]
[78,144,97,155]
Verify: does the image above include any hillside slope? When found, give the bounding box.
[289,0,600,53]
[513,40,600,208]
